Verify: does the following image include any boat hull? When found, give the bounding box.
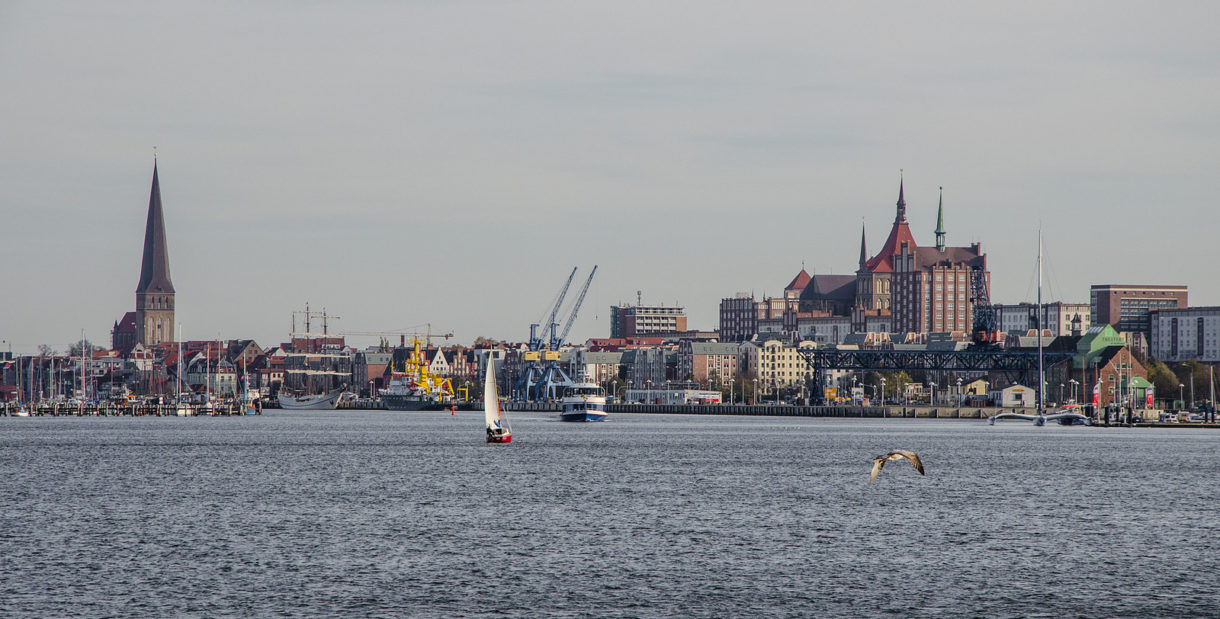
[277,390,342,410]
[486,433,513,444]
[560,410,607,422]
[383,394,445,411]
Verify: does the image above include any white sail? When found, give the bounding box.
[484,360,503,431]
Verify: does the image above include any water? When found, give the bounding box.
[2,411,1217,617]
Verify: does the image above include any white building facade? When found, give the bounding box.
[1149,306,1220,362]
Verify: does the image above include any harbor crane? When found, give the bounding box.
[515,265,598,401]
[555,266,597,349]
[528,267,577,352]
[969,264,1000,348]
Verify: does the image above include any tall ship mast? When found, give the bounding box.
[278,304,350,409]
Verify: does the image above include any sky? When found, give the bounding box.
[2,1,1218,354]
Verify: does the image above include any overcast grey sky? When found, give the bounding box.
[2,1,1218,354]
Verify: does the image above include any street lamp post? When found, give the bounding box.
[880,377,886,403]
[956,377,963,407]
[1179,383,1185,410]
[929,382,936,406]
[1069,379,1078,404]
[752,378,757,405]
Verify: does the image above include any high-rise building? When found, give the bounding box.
[611,304,687,337]
[1089,284,1187,336]
[134,160,175,346]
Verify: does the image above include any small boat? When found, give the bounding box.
[560,383,608,422]
[484,360,512,444]
[175,400,193,416]
[13,405,31,417]
[277,389,343,410]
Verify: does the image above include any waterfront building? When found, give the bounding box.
[740,338,816,397]
[185,352,237,396]
[993,302,1090,338]
[568,350,624,389]
[611,303,688,337]
[1149,306,1220,363]
[1090,284,1187,336]
[134,160,176,347]
[676,341,741,387]
[620,347,673,389]
[354,351,392,396]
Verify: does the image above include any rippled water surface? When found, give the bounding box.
[2,411,1217,617]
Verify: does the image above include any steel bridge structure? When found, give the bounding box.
[797,348,1077,404]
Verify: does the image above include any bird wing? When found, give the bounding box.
[892,450,925,475]
[868,458,884,484]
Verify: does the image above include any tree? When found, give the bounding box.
[38,344,55,356]
[1144,358,1179,402]
[67,339,95,357]
[1173,360,1216,404]
[864,370,912,401]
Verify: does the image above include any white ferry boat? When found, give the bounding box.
[560,383,607,422]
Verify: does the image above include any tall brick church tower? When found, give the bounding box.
[135,159,175,346]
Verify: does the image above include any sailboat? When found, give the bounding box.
[484,359,512,444]
[175,325,193,416]
[990,230,1089,427]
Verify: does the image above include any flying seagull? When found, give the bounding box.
[869,450,925,484]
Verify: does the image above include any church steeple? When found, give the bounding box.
[894,170,907,224]
[135,156,175,346]
[934,185,946,252]
[137,160,174,295]
[858,219,868,267]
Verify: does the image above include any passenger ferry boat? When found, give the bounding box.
[560,383,608,422]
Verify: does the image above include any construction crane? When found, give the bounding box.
[515,266,597,401]
[342,325,454,348]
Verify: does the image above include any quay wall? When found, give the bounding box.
[498,401,1012,419]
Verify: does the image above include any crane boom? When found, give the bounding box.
[531,267,578,350]
[556,265,597,347]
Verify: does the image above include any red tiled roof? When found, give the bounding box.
[862,221,917,273]
[785,269,812,292]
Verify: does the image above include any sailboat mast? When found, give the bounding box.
[1037,229,1044,411]
[176,324,183,398]
[1210,365,1216,421]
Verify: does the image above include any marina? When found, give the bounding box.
[0,400,258,417]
